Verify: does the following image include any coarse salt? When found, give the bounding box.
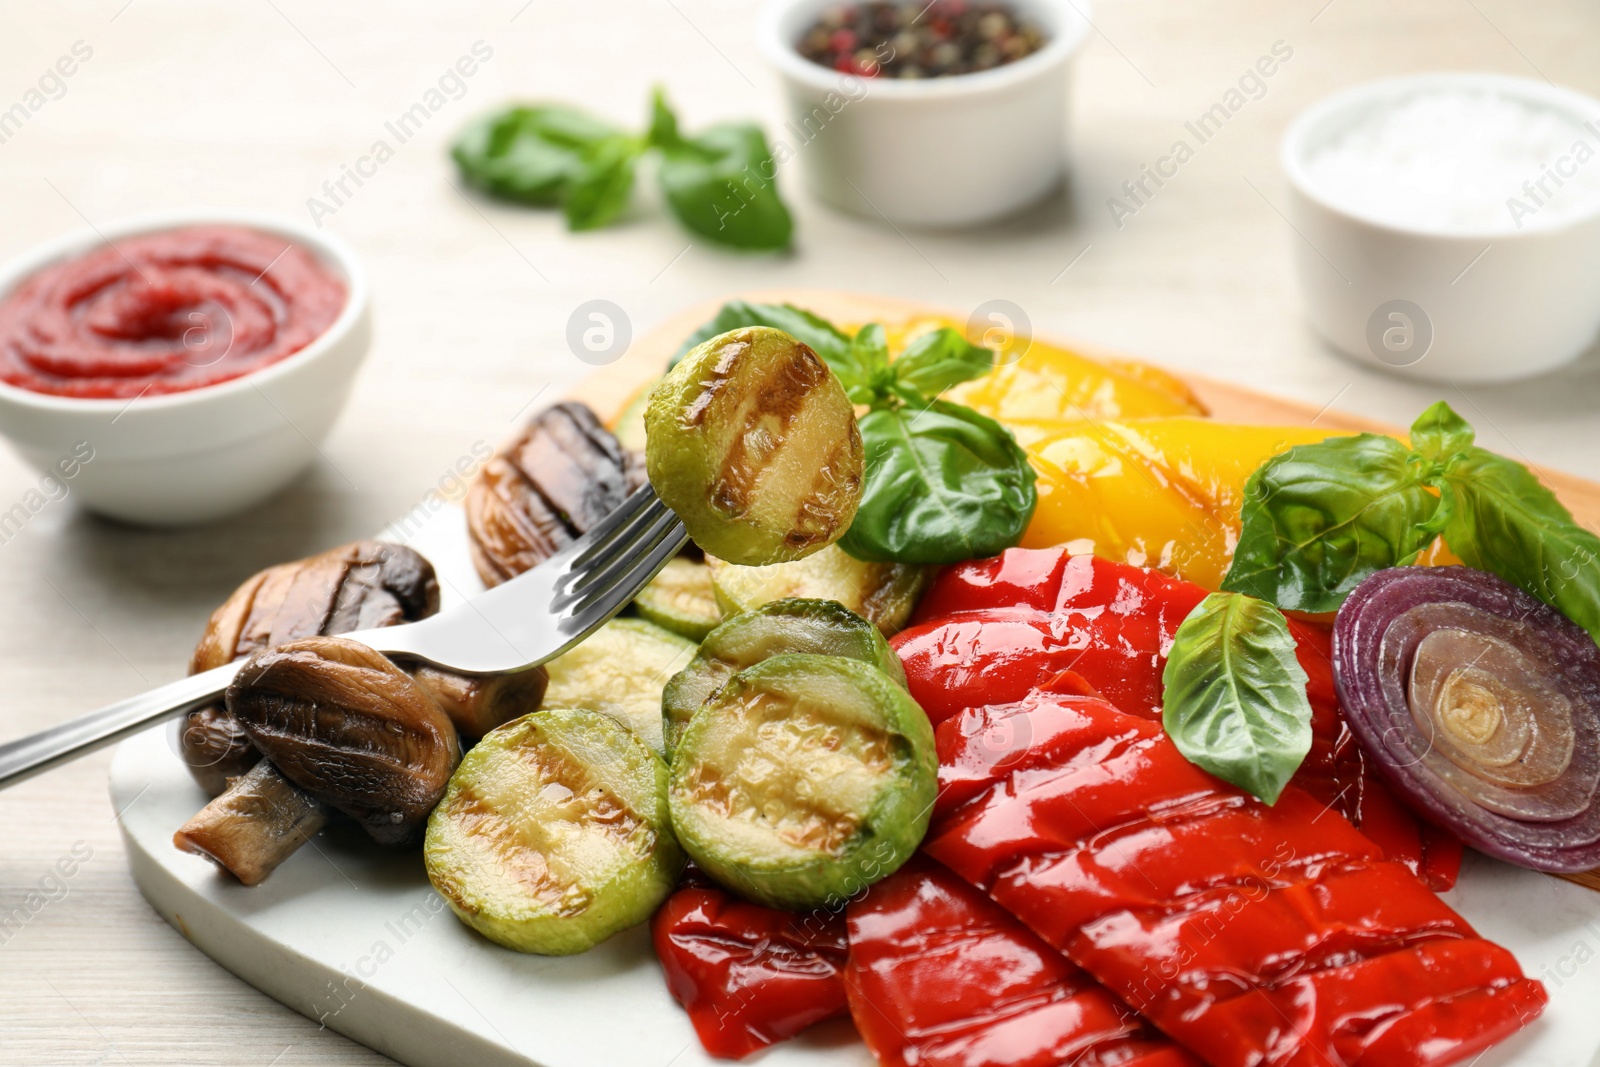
[1303,88,1600,233]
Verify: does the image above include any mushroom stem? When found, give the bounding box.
[410,664,548,739]
[174,761,329,885]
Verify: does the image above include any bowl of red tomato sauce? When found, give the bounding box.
[0,210,371,524]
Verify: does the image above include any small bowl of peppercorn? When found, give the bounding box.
[758,0,1090,227]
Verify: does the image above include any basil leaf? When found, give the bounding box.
[452,105,624,205]
[841,323,894,404]
[1440,448,1600,646]
[841,400,1037,565]
[563,136,642,231]
[1222,434,1442,612]
[671,301,852,369]
[892,328,994,398]
[1410,400,1475,466]
[657,121,793,251]
[1162,592,1313,805]
[646,86,683,152]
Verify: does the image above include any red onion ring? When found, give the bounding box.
[1333,566,1600,872]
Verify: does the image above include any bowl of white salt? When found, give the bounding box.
[1282,73,1600,382]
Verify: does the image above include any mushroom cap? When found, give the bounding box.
[182,540,441,796]
[228,636,460,845]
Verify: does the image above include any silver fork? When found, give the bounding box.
[0,486,687,791]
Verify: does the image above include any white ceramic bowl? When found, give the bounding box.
[758,0,1092,228]
[0,209,371,525]
[1282,73,1600,383]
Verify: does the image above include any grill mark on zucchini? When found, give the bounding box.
[678,691,891,856]
[711,351,831,518]
[682,341,748,427]
[438,790,582,914]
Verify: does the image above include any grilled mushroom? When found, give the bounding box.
[175,637,459,884]
[229,636,460,845]
[465,401,646,587]
[173,761,330,886]
[181,540,441,795]
[410,664,548,739]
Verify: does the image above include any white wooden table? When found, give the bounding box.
[1,1,1598,1063]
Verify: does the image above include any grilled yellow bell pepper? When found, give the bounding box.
[1014,417,1459,590]
[879,318,1207,421]
[1018,418,1340,590]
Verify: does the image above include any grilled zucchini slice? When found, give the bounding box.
[668,654,936,911]
[706,545,930,636]
[662,598,905,759]
[424,709,683,956]
[541,618,695,756]
[645,326,864,566]
[633,557,722,641]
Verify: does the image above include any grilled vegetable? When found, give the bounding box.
[611,379,654,453]
[662,598,905,758]
[174,761,330,886]
[1335,566,1600,873]
[707,545,929,636]
[181,540,440,795]
[410,664,548,739]
[541,618,696,755]
[466,402,646,587]
[668,654,936,910]
[925,691,1547,1067]
[645,326,863,566]
[896,548,1465,891]
[229,636,460,846]
[653,880,849,1058]
[633,557,722,640]
[425,708,684,955]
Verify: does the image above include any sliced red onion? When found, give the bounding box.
[1334,566,1600,872]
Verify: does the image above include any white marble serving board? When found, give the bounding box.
[109,502,1600,1066]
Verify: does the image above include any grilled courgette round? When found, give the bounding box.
[633,557,722,641]
[424,709,684,956]
[645,327,863,566]
[541,618,695,756]
[706,545,930,636]
[668,654,935,911]
[661,598,905,759]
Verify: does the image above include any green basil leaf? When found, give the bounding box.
[841,400,1037,565]
[892,328,994,398]
[646,87,683,152]
[1162,592,1313,805]
[657,122,793,251]
[452,105,624,205]
[1440,448,1600,646]
[1410,400,1475,466]
[671,301,852,370]
[842,323,894,403]
[563,136,642,231]
[1221,433,1441,612]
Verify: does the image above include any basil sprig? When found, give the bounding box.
[676,301,1037,565]
[672,301,851,369]
[1223,401,1600,644]
[453,90,792,250]
[1162,592,1313,805]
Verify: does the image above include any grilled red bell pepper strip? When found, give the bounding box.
[894,549,1463,890]
[652,883,849,1060]
[925,691,1547,1067]
[844,857,1198,1067]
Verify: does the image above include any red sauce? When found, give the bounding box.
[0,225,346,399]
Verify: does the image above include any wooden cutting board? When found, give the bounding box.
[111,291,1600,1067]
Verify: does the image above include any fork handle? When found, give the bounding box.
[0,662,241,792]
